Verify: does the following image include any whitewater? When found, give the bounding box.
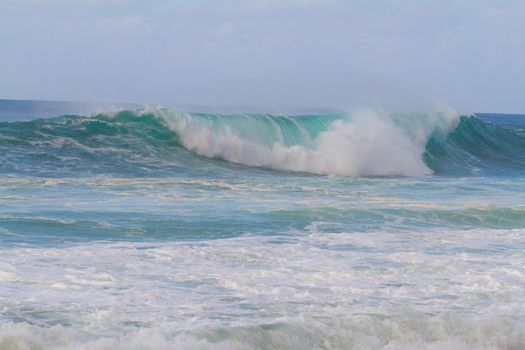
[1,100,525,350]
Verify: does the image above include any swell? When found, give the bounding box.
[2,206,525,247]
[0,108,524,177]
[425,115,525,175]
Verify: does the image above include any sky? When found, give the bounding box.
[1,0,524,113]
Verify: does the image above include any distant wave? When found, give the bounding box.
[0,108,524,177]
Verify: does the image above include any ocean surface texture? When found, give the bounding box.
[0,100,524,350]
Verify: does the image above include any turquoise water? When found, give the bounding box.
[0,100,524,349]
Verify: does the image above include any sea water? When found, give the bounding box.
[0,100,524,349]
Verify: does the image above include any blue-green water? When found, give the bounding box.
[0,100,524,349]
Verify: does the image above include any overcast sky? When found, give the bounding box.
[1,0,524,112]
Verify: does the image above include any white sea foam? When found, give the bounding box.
[0,315,523,350]
[155,108,460,176]
[1,228,524,349]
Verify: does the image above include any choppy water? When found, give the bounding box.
[0,100,524,349]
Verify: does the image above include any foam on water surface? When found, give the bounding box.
[1,228,525,349]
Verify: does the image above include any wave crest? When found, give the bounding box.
[2,107,525,177]
[158,108,459,176]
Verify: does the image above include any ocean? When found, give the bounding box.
[0,100,524,349]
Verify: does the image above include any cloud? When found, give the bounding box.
[97,16,153,35]
[212,23,234,38]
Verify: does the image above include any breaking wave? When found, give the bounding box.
[1,107,524,177]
